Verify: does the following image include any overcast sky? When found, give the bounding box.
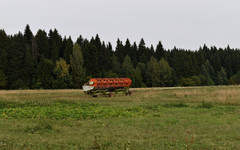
[1,0,240,50]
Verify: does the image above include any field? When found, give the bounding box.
[1,86,240,149]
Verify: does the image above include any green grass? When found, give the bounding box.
[1,86,240,149]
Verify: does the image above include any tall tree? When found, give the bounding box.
[84,41,99,77]
[35,29,49,60]
[63,37,73,63]
[23,45,35,88]
[8,33,26,89]
[36,56,54,89]
[121,55,142,87]
[158,58,172,86]
[54,58,73,88]
[70,43,86,88]
[137,38,148,64]
[24,24,33,45]
[49,29,62,59]
[115,39,124,64]
[0,69,7,89]
[155,41,164,60]
[146,57,160,87]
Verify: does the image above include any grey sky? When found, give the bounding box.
[1,0,240,50]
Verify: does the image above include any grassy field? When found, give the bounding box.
[1,86,240,149]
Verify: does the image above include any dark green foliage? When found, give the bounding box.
[54,58,73,89]
[23,45,35,88]
[198,101,213,109]
[2,25,240,89]
[146,57,172,87]
[24,24,33,45]
[229,71,240,85]
[35,30,50,60]
[155,41,164,60]
[0,70,7,89]
[63,37,73,63]
[8,33,26,89]
[180,76,201,86]
[70,43,86,88]
[164,103,189,108]
[137,38,148,64]
[36,56,54,89]
[121,55,143,87]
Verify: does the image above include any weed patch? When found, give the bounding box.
[164,103,189,108]
[198,101,213,109]
[24,120,54,134]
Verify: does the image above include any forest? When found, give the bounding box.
[1,25,240,89]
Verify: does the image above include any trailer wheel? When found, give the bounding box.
[128,91,132,95]
[109,92,113,97]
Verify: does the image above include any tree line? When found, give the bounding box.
[1,25,240,89]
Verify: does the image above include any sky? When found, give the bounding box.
[1,0,240,50]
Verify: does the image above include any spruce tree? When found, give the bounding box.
[155,41,164,60]
[35,29,49,60]
[24,24,33,45]
[115,39,124,64]
[36,56,54,89]
[0,69,7,89]
[138,38,148,64]
[63,37,73,63]
[8,33,26,89]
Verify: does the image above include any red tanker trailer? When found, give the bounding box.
[83,78,132,97]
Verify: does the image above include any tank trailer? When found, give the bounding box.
[83,78,132,97]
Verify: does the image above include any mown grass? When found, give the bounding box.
[1,86,240,149]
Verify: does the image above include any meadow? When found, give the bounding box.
[0,86,240,149]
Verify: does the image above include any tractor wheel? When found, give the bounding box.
[109,92,113,97]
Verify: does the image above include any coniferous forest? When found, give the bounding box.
[1,25,240,89]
